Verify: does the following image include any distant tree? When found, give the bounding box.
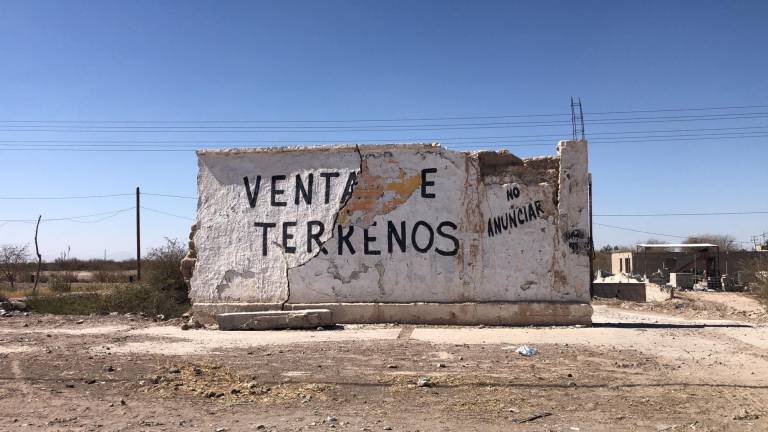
[644,238,665,245]
[684,234,741,251]
[143,238,188,303]
[0,244,29,289]
[599,245,616,253]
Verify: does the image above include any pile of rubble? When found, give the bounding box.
[0,299,30,317]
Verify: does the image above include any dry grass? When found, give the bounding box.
[0,282,114,299]
[147,363,334,405]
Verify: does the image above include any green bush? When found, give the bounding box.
[142,238,188,304]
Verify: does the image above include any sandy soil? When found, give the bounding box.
[594,290,768,325]
[1,295,767,431]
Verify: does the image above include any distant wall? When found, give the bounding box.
[592,283,646,302]
[611,251,762,277]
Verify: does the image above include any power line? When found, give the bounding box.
[595,210,768,217]
[0,193,132,200]
[0,192,195,200]
[594,222,752,244]
[594,222,687,239]
[142,192,196,199]
[140,206,195,221]
[0,103,765,124]
[1,130,766,150]
[1,112,767,133]
[0,207,134,223]
[1,125,766,145]
[1,132,766,152]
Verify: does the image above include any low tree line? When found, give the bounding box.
[1,239,190,317]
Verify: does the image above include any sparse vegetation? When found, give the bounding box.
[684,234,742,251]
[47,273,73,293]
[22,238,190,317]
[0,244,29,289]
[742,254,768,305]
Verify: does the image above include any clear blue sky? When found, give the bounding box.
[0,0,766,260]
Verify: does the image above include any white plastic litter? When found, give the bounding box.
[515,345,539,356]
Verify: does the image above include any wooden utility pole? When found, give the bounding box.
[33,215,42,295]
[136,187,141,281]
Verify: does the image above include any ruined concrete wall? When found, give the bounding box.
[189,141,591,322]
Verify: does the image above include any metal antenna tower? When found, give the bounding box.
[570,97,585,141]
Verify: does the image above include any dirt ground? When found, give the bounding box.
[1,294,767,431]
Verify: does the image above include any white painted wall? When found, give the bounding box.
[190,142,591,305]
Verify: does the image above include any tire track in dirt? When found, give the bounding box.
[10,358,31,398]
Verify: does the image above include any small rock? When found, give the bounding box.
[75,320,85,325]
[316,326,325,331]
[416,376,432,388]
[383,427,393,431]
[326,416,338,423]
[65,383,75,388]
[85,378,97,384]
[386,364,399,369]
[168,367,181,374]
[734,409,759,420]
[103,365,114,373]
[436,363,446,368]
[181,323,191,330]
[120,399,126,405]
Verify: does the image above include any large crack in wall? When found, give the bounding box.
[280,145,364,308]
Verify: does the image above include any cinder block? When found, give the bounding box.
[216,309,333,330]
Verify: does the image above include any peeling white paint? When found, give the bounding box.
[190,142,591,310]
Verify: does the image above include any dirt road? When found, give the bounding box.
[1,298,767,431]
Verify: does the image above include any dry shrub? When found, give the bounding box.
[27,239,190,317]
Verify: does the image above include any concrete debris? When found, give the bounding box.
[515,345,539,356]
[512,412,552,423]
[733,409,759,421]
[416,376,433,388]
[0,300,27,312]
[181,318,204,330]
[216,309,333,331]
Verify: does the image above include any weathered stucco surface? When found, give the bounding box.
[189,141,591,324]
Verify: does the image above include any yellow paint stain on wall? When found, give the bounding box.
[337,160,422,225]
